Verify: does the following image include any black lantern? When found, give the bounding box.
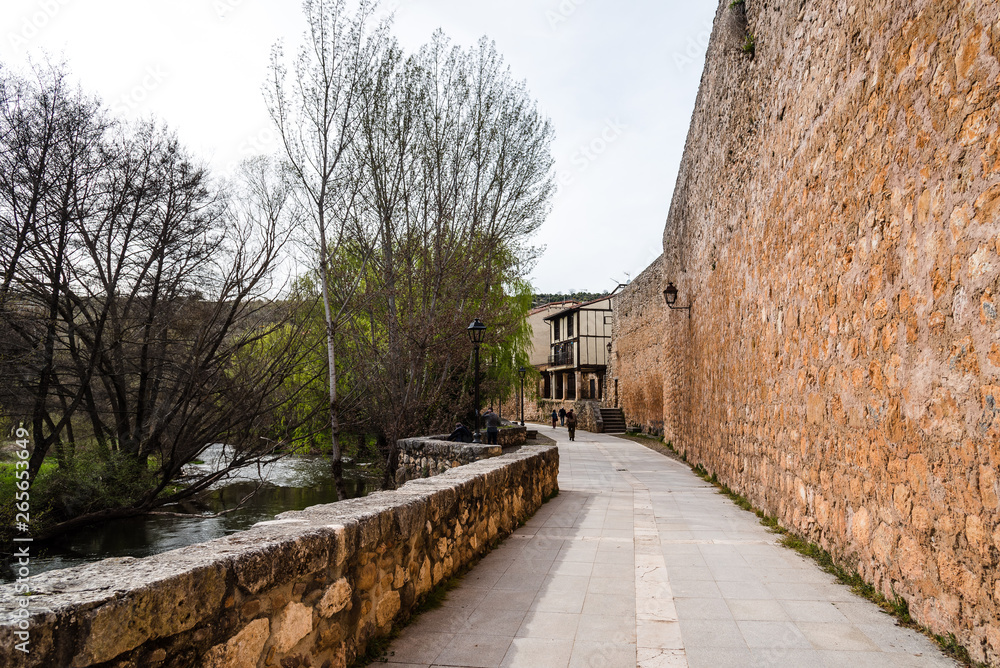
[663,283,678,306]
[663,282,692,318]
[606,342,612,356]
[467,318,487,344]
[518,366,527,426]
[467,319,487,442]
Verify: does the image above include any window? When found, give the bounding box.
[553,319,560,341]
[567,315,574,338]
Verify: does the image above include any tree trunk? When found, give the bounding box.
[318,217,348,501]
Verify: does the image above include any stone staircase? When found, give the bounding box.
[599,408,627,434]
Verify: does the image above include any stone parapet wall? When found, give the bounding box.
[0,445,558,668]
[394,428,528,486]
[496,426,527,447]
[615,0,1000,662]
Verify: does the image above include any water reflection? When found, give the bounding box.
[1,451,378,582]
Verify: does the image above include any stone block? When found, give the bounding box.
[204,618,269,668]
[318,579,353,618]
[375,590,401,628]
[272,601,313,653]
[79,561,228,665]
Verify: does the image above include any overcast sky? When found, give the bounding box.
[2,0,716,294]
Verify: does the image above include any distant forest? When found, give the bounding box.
[533,292,605,307]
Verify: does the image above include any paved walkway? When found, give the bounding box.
[380,426,957,668]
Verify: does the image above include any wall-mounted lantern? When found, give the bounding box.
[663,282,692,318]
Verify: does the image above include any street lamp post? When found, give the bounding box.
[467,319,487,443]
[518,366,527,426]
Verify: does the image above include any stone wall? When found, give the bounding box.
[533,399,603,432]
[615,0,1000,662]
[394,429,527,486]
[609,258,669,436]
[0,446,558,668]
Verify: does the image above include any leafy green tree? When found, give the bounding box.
[270,6,554,487]
[345,32,553,483]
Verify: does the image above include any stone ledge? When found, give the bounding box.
[0,445,559,668]
[394,427,529,485]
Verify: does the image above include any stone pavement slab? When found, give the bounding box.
[378,426,958,668]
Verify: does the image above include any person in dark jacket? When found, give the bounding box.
[566,409,577,441]
[558,407,566,426]
[551,409,558,429]
[448,423,473,443]
[483,408,501,445]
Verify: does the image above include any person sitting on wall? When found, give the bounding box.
[448,423,473,443]
[483,407,501,445]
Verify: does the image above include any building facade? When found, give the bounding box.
[540,296,612,403]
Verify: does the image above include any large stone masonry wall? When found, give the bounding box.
[0,445,558,668]
[616,0,1000,662]
[610,258,668,436]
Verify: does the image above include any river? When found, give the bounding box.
[1,446,378,582]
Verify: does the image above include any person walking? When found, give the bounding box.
[551,409,558,429]
[566,409,577,441]
[483,407,501,445]
[558,407,566,426]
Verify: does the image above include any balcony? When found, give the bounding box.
[548,348,574,367]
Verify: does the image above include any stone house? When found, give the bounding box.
[540,296,613,403]
[526,300,579,368]
[501,301,577,423]
[506,296,614,429]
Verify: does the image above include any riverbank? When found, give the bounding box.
[0,452,379,583]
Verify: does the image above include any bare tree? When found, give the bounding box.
[0,65,314,537]
[266,0,387,499]
[0,62,109,476]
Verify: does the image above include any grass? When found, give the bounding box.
[352,486,559,666]
[0,460,59,537]
[742,32,756,55]
[618,432,684,462]
[0,460,57,492]
[625,435,987,667]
